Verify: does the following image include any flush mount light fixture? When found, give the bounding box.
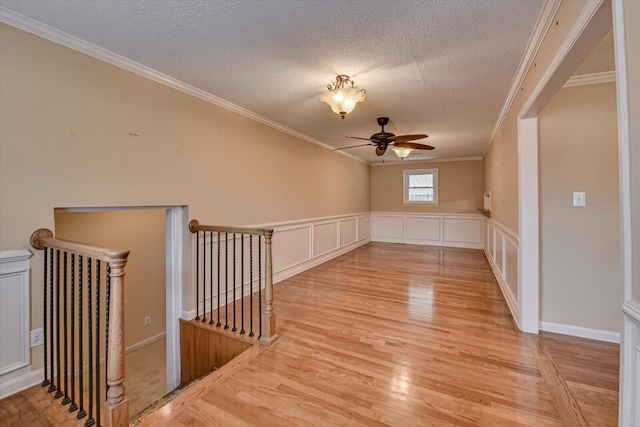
[391,146,414,159]
[320,75,366,119]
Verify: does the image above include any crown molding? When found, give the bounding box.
[0,7,367,165]
[371,156,483,166]
[483,0,562,158]
[563,70,616,88]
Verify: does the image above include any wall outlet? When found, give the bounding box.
[573,192,586,207]
[31,328,44,348]
[144,316,151,327]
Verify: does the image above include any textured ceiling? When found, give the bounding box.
[0,0,545,164]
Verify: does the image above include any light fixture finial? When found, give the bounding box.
[320,75,366,119]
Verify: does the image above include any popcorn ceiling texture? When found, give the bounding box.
[1,0,544,163]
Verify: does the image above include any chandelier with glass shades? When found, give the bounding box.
[320,75,366,119]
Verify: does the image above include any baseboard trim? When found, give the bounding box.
[273,238,370,284]
[181,237,372,321]
[484,247,520,328]
[539,321,620,344]
[0,368,43,400]
[126,331,166,354]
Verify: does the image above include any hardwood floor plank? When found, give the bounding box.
[4,243,619,426]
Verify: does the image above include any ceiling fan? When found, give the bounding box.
[333,117,434,157]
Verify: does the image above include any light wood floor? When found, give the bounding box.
[0,243,619,426]
[138,243,619,426]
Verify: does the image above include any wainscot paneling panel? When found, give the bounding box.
[405,217,440,244]
[358,216,371,240]
[272,226,310,273]
[339,219,357,247]
[0,251,32,377]
[443,218,483,247]
[483,219,519,329]
[372,215,403,239]
[313,222,338,258]
[371,212,483,249]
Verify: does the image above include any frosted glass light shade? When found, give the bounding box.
[391,146,414,158]
[320,86,366,118]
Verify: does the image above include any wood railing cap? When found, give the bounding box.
[189,219,273,237]
[30,228,130,263]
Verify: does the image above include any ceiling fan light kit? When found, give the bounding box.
[391,146,413,159]
[320,75,366,119]
[333,117,434,159]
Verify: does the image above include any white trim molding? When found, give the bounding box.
[484,0,562,157]
[563,71,616,88]
[0,7,365,165]
[371,212,484,249]
[539,321,620,344]
[182,212,371,320]
[0,250,32,377]
[483,218,519,328]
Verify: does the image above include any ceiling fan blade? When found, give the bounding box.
[388,134,428,142]
[345,136,373,141]
[375,146,387,156]
[332,142,375,151]
[393,142,435,150]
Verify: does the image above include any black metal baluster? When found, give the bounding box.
[241,236,245,334]
[209,231,214,325]
[86,258,95,427]
[232,233,237,332]
[78,255,86,419]
[42,247,50,387]
[69,254,78,412]
[258,235,263,339]
[95,261,101,427]
[201,232,207,323]
[105,263,111,394]
[62,252,71,406]
[224,233,229,329]
[196,231,200,320]
[55,250,63,399]
[249,236,254,337]
[48,248,56,393]
[216,232,221,327]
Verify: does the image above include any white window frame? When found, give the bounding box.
[403,168,439,205]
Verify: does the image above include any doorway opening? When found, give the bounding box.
[54,205,187,419]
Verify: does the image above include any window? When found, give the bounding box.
[403,169,438,205]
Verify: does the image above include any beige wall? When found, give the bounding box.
[484,0,592,233]
[371,160,484,213]
[55,210,166,348]
[538,82,622,332]
[0,23,370,374]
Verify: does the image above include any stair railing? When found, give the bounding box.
[188,220,277,345]
[31,228,130,427]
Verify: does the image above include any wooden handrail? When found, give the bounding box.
[188,220,273,238]
[189,219,278,345]
[30,228,130,263]
[30,228,130,426]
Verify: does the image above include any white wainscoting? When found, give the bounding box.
[272,213,371,283]
[183,213,371,319]
[483,219,520,328]
[371,212,484,249]
[0,250,34,398]
[0,250,32,376]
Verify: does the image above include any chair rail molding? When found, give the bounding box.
[181,212,371,319]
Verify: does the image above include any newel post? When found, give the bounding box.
[103,255,129,426]
[260,230,278,345]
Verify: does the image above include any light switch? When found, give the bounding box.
[573,192,586,207]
